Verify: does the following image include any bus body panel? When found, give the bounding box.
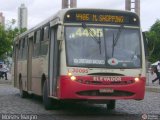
[57,75,145,100]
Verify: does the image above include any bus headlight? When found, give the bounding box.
[67,72,72,76]
[67,14,70,18]
[67,72,76,81]
[134,77,140,82]
[71,76,76,81]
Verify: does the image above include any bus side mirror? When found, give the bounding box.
[142,32,149,57]
[57,25,64,41]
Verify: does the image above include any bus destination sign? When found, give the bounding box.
[64,10,139,26]
[75,13,124,23]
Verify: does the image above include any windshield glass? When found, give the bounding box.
[65,26,141,68]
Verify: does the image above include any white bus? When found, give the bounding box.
[12,8,147,110]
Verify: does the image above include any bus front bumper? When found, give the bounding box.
[56,75,146,100]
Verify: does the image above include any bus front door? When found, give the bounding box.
[49,27,59,97]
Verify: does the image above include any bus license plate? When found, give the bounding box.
[99,88,114,93]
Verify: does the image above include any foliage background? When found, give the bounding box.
[0,19,26,60]
[146,20,160,62]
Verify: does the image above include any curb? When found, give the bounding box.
[145,86,160,93]
[0,80,12,85]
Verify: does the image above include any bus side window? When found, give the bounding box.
[41,28,44,42]
[21,39,24,59]
[43,26,49,41]
[18,41,20,60]
[18,40,22,60]
[33,30,41,57]
[22,38,25,59]
[36,30,41,43]
[40,25,49,56]
[34,32,37,44]
[22,37,28,60]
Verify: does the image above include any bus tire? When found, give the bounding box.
[107,100,116,110]
[43,80,53,110]
[19,80,28,98]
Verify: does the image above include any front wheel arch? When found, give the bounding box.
[43,80,53,110]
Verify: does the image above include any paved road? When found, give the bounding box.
[0,83,159,120]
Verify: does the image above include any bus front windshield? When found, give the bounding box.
[65,26,141,68]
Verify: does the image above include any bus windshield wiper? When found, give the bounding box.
[112,25,124,57]
[82,22,101,54]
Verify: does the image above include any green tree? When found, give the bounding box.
[146,20,160,62]
[0,19,27,60]
[0,24,12,59]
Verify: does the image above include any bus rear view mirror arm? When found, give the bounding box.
[57,25,64,41]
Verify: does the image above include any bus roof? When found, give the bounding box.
[14,8,139,42]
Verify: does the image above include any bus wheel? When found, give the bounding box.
[107,100,116,110]
[19,80,28,98]
[43,80,53,110]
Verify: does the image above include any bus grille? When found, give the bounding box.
[75,79,135,85]
[76,90,134,97]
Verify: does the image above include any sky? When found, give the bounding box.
[0,0,160,31]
